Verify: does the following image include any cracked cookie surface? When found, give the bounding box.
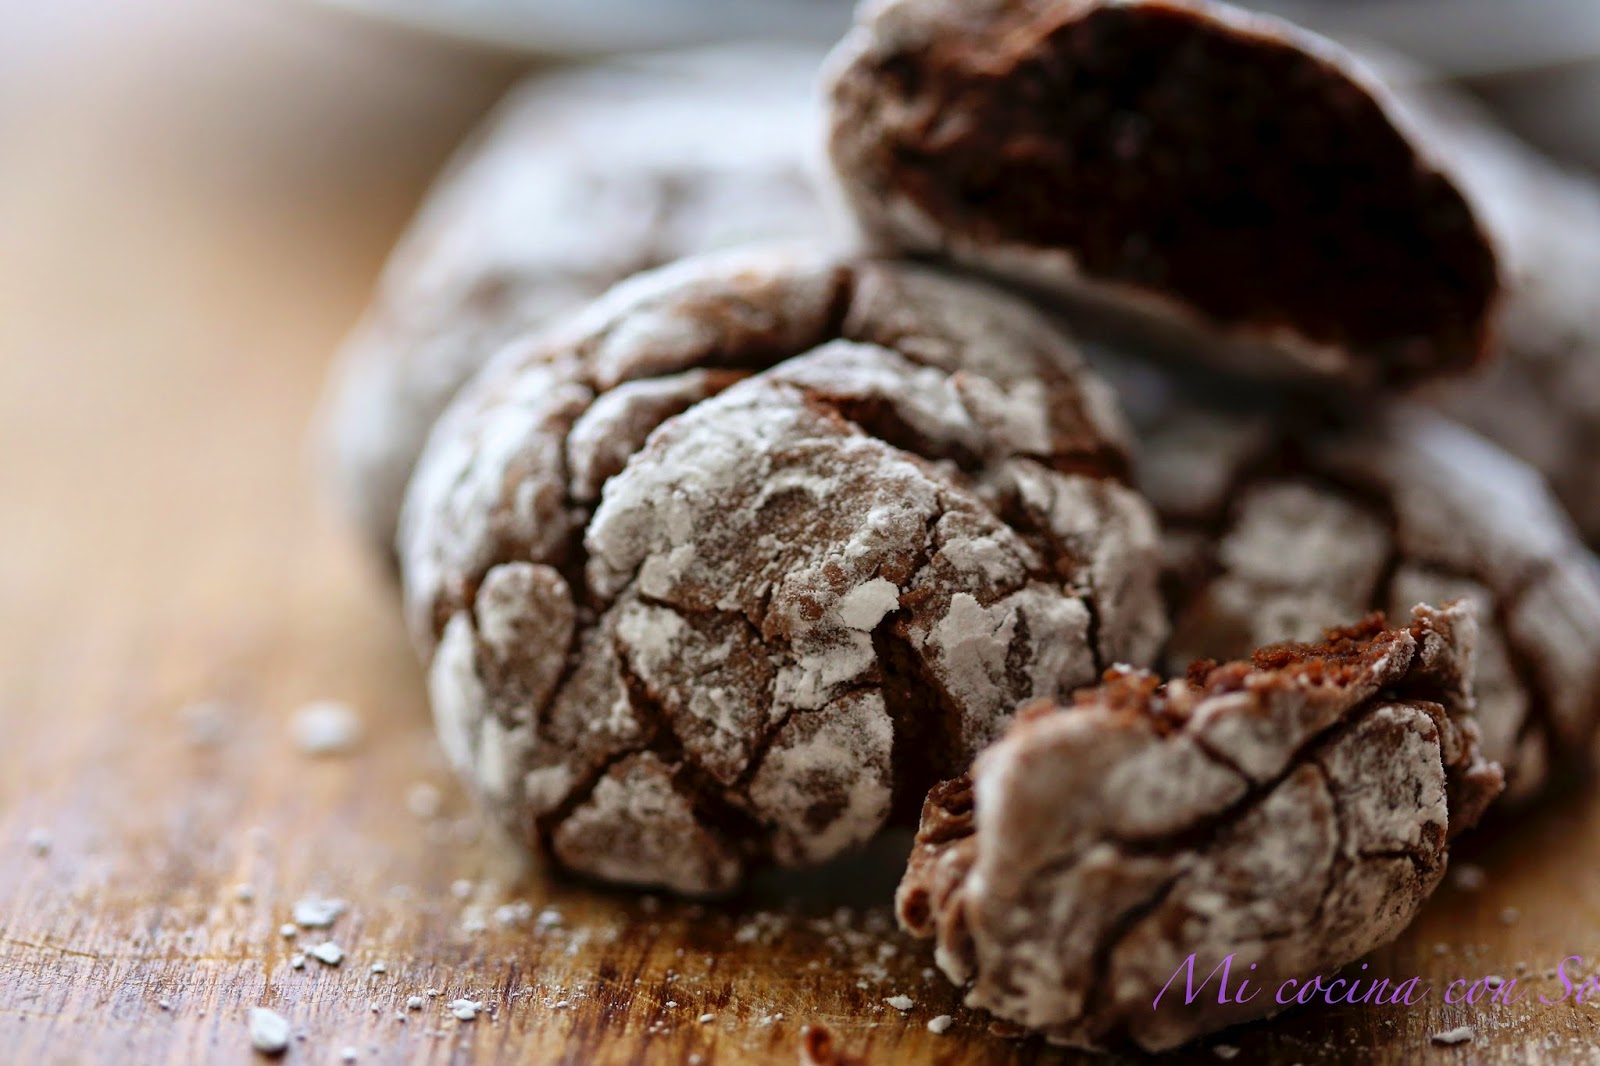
[824,0,1497,388]
[319,47,830,556]
[1111,362,1600,802]
[897,603,1502,1051]
[400,246,1166,895]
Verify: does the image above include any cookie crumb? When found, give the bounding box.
[927,1015,953,1035]
[292,895,347,929]
[248,1007,291,1056]
[307,941,345,966]
[290,700,363,755]
[885,995,913,1011]
[1432,1026,1474,1046]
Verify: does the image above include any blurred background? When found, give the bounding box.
[1,0,1595,621]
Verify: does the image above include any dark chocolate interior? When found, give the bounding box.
[870,3,1498,385]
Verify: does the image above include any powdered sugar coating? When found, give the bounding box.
[898,604,1501,1051]
[318,46,833,555]
[399,247,1165,894]
[1120,366,1600,802]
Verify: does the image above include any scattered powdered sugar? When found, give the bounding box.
[885,995,913,1011]
[306,941,345,966]
[248,1007,291,1055]
[290,700,363,756]
[448,999,483,1022]
[292,896,347,929]
[1431,1026,1475,1046]
[927,1015,953,1035]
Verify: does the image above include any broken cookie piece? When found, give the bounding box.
[399,245,1167,895]
[897,604,1502,1051]
[825,0,1498,388]
[1117,368,1600,803]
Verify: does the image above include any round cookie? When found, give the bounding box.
[898,604,1501,1051]
[399,246,1167,895]
[824,0,1498,389]
[1115,362,1600,803]
[319,46,833,557]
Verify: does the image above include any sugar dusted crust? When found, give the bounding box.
[897,603,1502,1051]
[825,0,1498,389]
[1123,379,1600,803]
[399,246,1167,895]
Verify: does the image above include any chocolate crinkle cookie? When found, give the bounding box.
[320,46,832,556]
[897,603,1503,1052]
[1377,69,1600,542]
[398,245,1167,895]
[1115,363,1600,803]
[824,0,1498,389]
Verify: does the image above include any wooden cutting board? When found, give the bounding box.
[3,2,1599,1062]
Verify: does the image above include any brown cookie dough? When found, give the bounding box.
[898,603,1502,1051]
[824,0,1498,389]
[399,246,1167,895]
[319,47,832,556]
[1113,361,1600,803]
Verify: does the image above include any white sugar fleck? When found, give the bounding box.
[289,953,306,970]
[451,879,474,900]
[536,907,562,929]
[292,895,347,929]
[340,1047,358,1063]
[26,829,51,857]
[233,883,255,903]
[158,999,172,1011]
[307,941,345,966]
[835,577,902,631]
[927,1015,953,1034]
[248,1007,291,1055]
[369,961,386,974]
[1450,864,1486,891]
[698,1013,715,1024]
[279,924,298,939]
[448,999,482,1021]
[885,995,913,1011]
[290,699,363,755]
[407,996,425,1011]
[1432,1026,1474,1046]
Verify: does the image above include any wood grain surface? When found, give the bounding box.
[3,2,1600,1063]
